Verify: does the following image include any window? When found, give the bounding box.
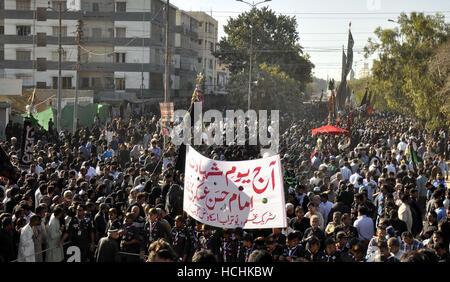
[199,22,202,27]
[36,81,47,89]
[51,50,67,61]
[0,26,4,35]
[198,57,202,64]
[210,42,214,52]
[16,50,31,61]
[116,2,126,12]
[36,7,47,21]
[0,0,4,9]
[114,52,125,63]
[115,78,125,90]
[209,59,213,69]
[81,77,90,88]
[51,1,67,10]
[37,33,47,47]
[17,25,31,36]
[115,27,126,38]
[36,57,47,71]
[52,26,67,37]
[52,77,72,89]
[16,75,32,86]
[92,3,99,12]
[16,0,31,10]
[0,48,4,61]
[92,28,102,38]
[108,28,114,38]
[91,77,101,87]
[198,39,202,45]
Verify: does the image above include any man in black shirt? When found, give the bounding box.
[0,217,16,262]
[199,225,221,262]
[169,216,190,262]
[120,212,141,262]
[65,205,95,262]
[280,231,304,262]
[265,235,284,262]
[334,213,358,240]
[318,237,342,262]
[94,203,109,243]
[220,228,237,262]
[290,206,310,235]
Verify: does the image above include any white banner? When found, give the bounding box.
[183,146,286,229]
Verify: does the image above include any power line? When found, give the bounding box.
[120,8,450,14]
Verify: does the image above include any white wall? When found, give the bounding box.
[36,70,77,87]
[4,0,50,9]
[4,43,77,61]
[115,21,150,39]
[114,46,149,64]
[0,78,22,95]
[4,18,77,37]
[115,71,149,89]
[124,0,151,13]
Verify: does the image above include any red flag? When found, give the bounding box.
[368,94,376,115]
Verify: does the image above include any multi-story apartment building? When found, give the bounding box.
[173,10,198,98]
[186,11,217,95]
[0,0,183,103]
[216,60,229,95]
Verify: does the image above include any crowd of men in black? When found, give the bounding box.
[0,100,448,263]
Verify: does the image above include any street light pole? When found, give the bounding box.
[57,1,62,133]
[248,26,253,110]
[164,0,170,103]
[235,0,271,110]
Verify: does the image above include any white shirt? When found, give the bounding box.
[353,215,374,240]
[398,203,413,232]
[385,164,396,176]
[34,189,43,208]
[340,166,352,180]
[349,172,362,185]
[319,201,333,224]
[397,141,407,153]
[18,224,35,262]
[36,165,44,176]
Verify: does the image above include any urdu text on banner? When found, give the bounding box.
[183,145,287,229]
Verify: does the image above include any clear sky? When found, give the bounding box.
[170,0,450,80]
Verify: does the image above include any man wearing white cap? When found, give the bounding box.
[94,227,121,262]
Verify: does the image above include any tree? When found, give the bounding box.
[214,7,314,94]
[427,41,450,129]
[365,12,449,130]
[226,63,304,112]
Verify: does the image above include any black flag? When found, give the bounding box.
[0,146,20,183]
[19,117,35,166]
[338,25,354,109]
[366,91,373,107]
[345,27,354,76]
[360,87,369,107]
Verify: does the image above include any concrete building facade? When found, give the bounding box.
[186,11,217,95]
[0,0,227,109]
[0,0,182,103]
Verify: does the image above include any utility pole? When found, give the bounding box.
[248,26,252,110]
[164,0,170,103]
[73,20,83,135]
[57,1,62,133]
[235,0,272,110]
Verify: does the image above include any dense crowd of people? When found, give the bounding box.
[0,100,448,263]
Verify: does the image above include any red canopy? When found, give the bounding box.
[310,124,349,136]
